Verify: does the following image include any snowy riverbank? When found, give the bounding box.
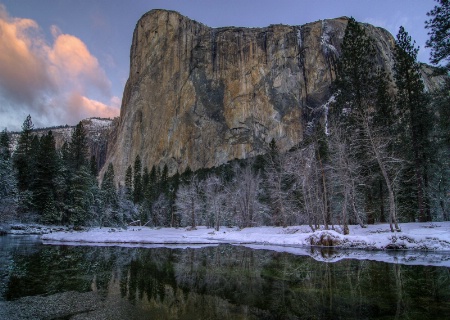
[3,224,71,235]
[41,222,450,268]
[41,222,450,251]
[39,222,450,267]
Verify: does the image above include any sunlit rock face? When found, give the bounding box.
[104,9,440,183]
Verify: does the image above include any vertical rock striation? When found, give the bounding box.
[104,9,437,183]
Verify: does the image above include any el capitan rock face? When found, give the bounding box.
[104,9,436,183]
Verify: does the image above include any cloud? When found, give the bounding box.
[66,92,120,121]
[0,5,120,131]
[48,33,111,96]
[50,24,62,38]
[0,5,54,105]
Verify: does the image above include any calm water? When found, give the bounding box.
[1,235,450,320]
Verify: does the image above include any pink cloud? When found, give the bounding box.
[0,5,120,131]
[0,5,54,104]
[48,33,111,96]
[66,92,120,121]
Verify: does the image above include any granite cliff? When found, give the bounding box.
[104,9,442,183]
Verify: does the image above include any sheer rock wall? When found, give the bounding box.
[104,9,440,183]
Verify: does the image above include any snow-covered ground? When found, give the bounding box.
[40,222,450,267]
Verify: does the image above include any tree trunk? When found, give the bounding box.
[363,116,400,232]
[379,180,386,223]
[317,150,329,230]
[414,153,426,222]
[215,206,220,231]
[190,198,196,228]
[350,188,365,228]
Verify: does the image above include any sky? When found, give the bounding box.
[0,0,438,131]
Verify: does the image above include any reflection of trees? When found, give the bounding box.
[393,263,404,319]
[5,244,450,319]
[120,248,176,304]
[5,246,118,300]
[259,251,450,319]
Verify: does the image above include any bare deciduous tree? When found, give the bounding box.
[265,151,296,227]
[230,163,264,228]
[288,146,329,232]
[328,127,366,234]
[204,175,227,231]
[148,194,170,227]
[176,175,203,229]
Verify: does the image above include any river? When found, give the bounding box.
[1,235,449,319]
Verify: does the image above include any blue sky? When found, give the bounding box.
[0,0,438,131]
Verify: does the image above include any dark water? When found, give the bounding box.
[1,235,450,320]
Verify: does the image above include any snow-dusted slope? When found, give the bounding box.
[9,117,115,170]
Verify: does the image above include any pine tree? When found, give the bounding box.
[183,166,193,180]
[0,129,17,219]
[100,163,118,225]
[101,163,117,207]
[394,26,433,222]
[42,194,58,224]
[161,164,169,195]
[60,141,71,165]
[425,0,450,70]
[67,165,92,225]
[33,131,59,219]
[428,82,450,221]
[150,165,158,183]
[149,165,160,200]
[334,17,377,173]
[90,155,98,176]
[63,121,92,225]
[374,69,395,129]
[269,138,278,160]
[29,134,40,184]
[332,17,378,228]
[426,1,450,221]
[141,165,156,225]
[55,141,71,216]
[133,155,142,203]
[142,167,150,194]
[334,17,377,123]
[14,115,34,192]
[0,129,11,160]
[125,165,133,200]
[70,122,89,171]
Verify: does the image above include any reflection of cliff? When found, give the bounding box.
[3,245,450,319]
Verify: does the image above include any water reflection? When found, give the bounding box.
[1,236,450,319]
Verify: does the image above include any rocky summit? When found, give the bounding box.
[103,9,442,184]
